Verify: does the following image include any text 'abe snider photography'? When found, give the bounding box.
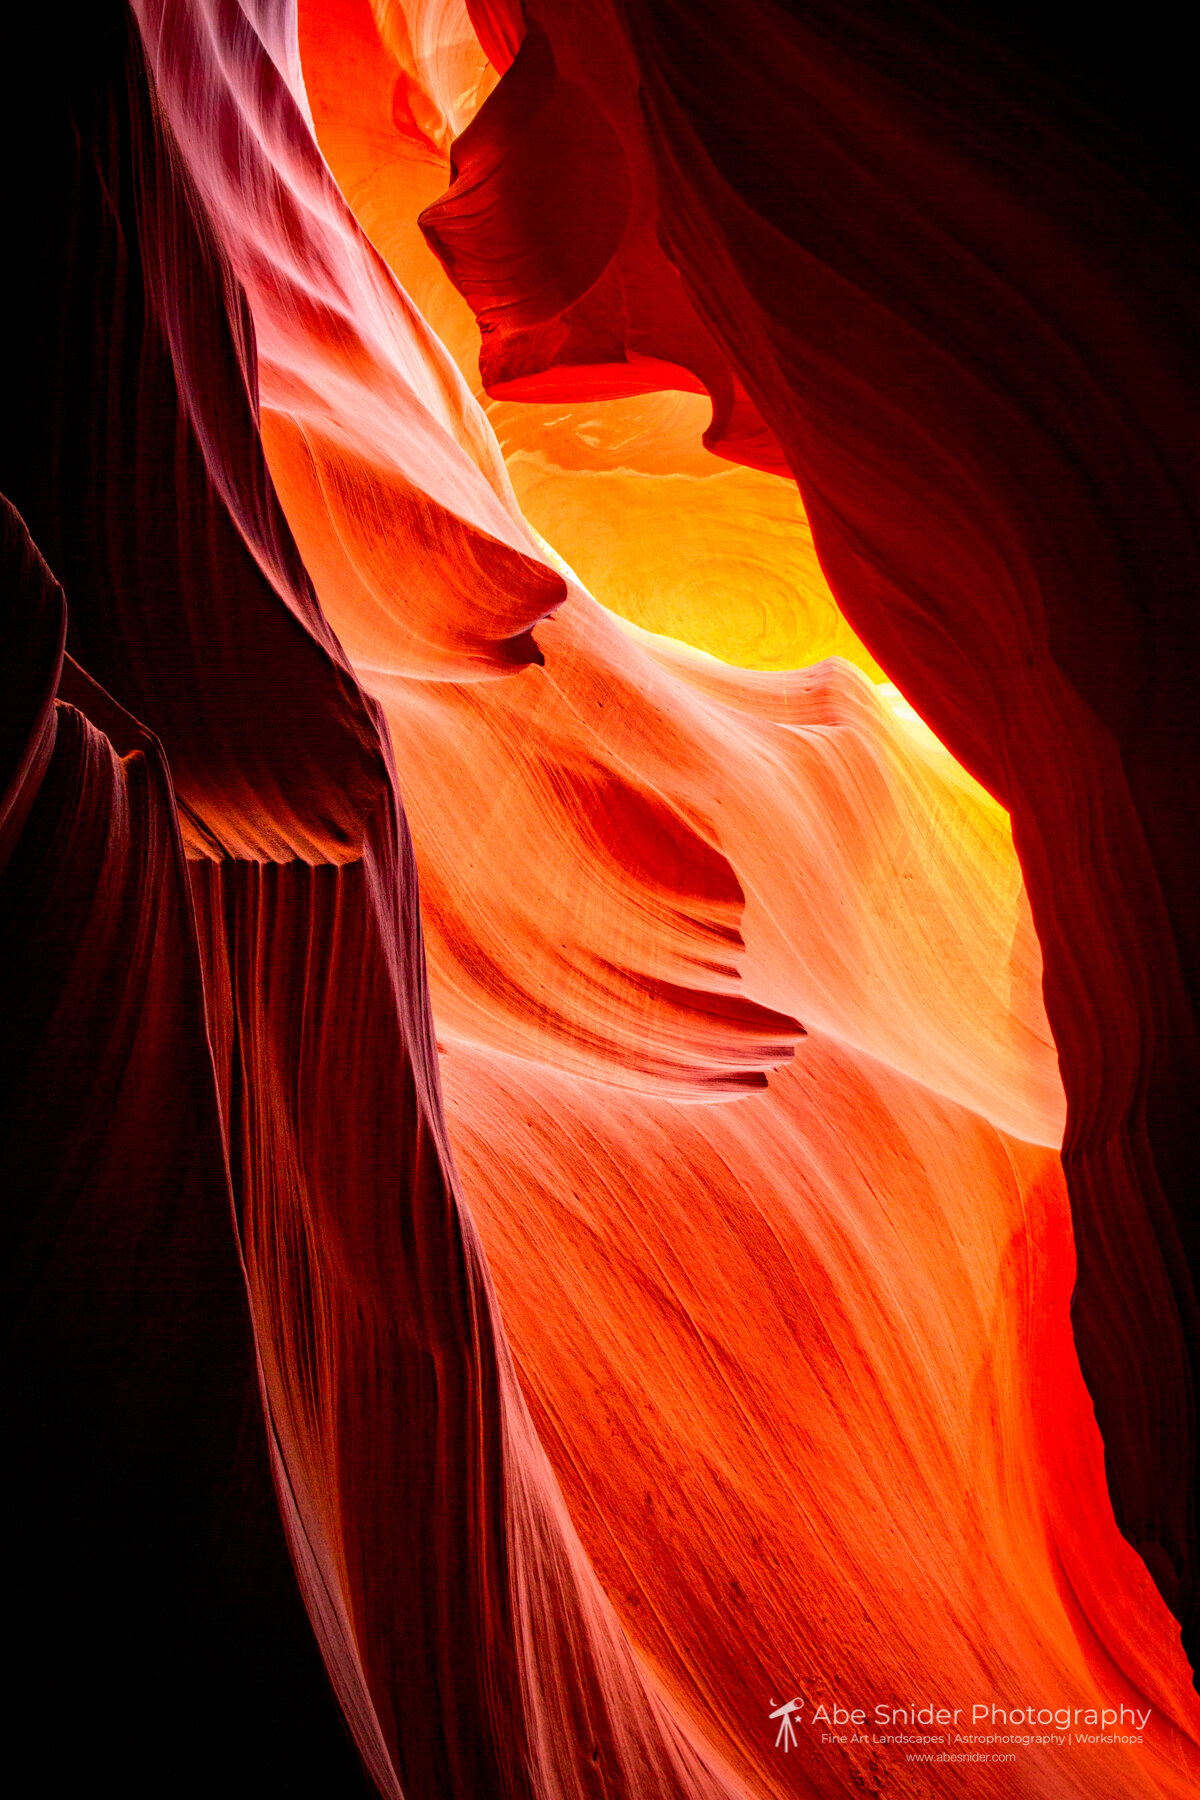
[769,1697,1153,1751]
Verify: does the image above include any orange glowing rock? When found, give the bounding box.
[303,0,884,680]
[22,1,1179,1794]
[443,1037,1200,1797]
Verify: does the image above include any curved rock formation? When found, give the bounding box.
[4,0,1198,1795]
[415,0,1200,1678]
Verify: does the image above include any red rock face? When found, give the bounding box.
[438,0,1200,1672]
[2,3,1197,1798]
